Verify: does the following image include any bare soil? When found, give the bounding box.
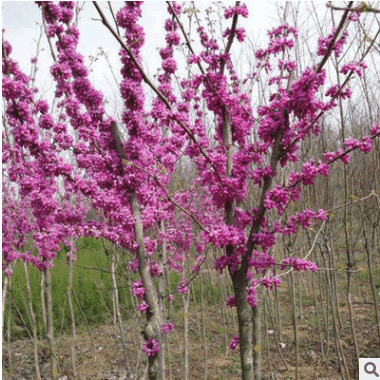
[2,293,379,379]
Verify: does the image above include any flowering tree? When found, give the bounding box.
[2,2,380,380]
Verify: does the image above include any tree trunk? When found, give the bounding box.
[158,221,167,379]
[130,192,164,380]
[183,293,189,380]
[2,273,9,341]
[252,295,261,380]
[67,251,77,378]
[200,273,208,380]
[111,113,164,380]
[45,266,58,379]
[232,263,253,380]
[290,271,299,380]
[40,271,47,334]
[24,263,42,380]
[7,276,13,370]
[109,247,133,378]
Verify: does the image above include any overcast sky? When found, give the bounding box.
[2,1,281,115]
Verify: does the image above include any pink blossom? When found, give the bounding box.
[132,278,146,298]
[137,300,149,313]
[230,335,239,350]
[226,296,236,308]
[247,286,257,308]
[234,4,249,18]
[149,261,163,277]
[161,322,174,334]
[370,124,380,135]
[142,339,160,357]
[280,257,318,272]
[164,19,178,32]
[177,279,188,294]
[235,28,246,42]
[348,12,359,21]
[340,61,367,78]
[166,31,180,46]
[162,58,177,74]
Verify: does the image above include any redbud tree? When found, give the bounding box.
[2,2,379,380]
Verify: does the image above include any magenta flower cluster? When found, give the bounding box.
[161,322,174,334]
[280,257,318,272]
[230,335,239,351]
[142,339,160,357]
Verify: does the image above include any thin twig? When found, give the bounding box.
[108,1,121,37]
[276,220,326,279]
[326,3,380,14]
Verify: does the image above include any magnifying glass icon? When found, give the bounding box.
[365,362,380,377]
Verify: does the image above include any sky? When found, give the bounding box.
[1,1,279,115]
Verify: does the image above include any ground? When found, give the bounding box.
[3,297,379,380]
